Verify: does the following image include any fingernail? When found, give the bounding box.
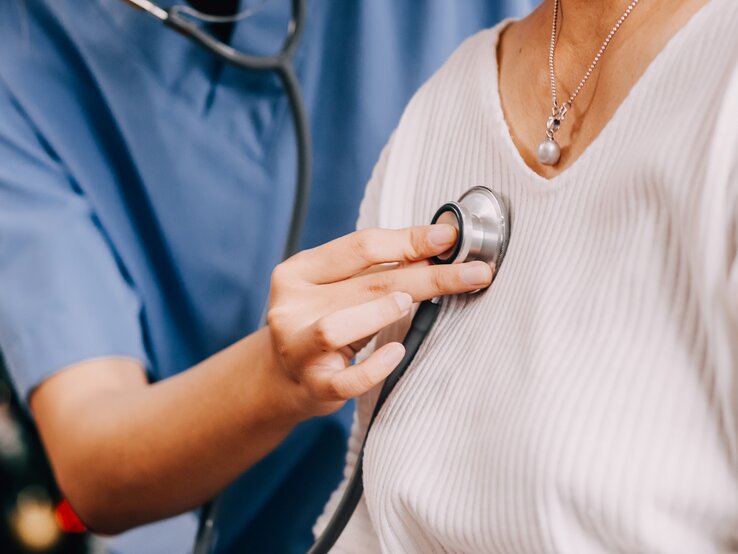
[382,344,405,367]
[392,292,413,312]
[460,263,492,286]
[428,225,456,247]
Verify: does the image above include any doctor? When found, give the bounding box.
[0,1,532,553]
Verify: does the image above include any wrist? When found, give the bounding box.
[245,327,312,429]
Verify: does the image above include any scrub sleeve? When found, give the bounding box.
[0,82,148,400]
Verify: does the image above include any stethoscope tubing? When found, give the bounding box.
[131,0,312,260]
[308,299,442,554]
[137,2,312,551]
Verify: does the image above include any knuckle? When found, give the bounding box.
[366,274,392,297]
[321,378,346,401]
[266,306,287,331]
[350,367,374,394]
[430,268,452,293]
[306,368,343,402]
[313,318,341,351]
[351,229,381,262]
[270,263,291,289]
[266,311,292,363]
[289,248,315,267]
[407,228,427,260]
[275,340,291,363]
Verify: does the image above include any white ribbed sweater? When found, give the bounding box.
[316,2,738,552]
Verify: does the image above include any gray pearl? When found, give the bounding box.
[537,138,561,166]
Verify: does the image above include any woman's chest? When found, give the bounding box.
[363,172,738,552]
[364,270,738,552]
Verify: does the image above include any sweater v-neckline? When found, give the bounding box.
[482,1,716,187]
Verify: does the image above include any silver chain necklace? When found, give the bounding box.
[537,0,641,166]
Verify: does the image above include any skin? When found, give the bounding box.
[498,0,709,179]
[31,223,492,533]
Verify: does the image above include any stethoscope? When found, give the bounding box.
[121,2,511,552]
[123,0,310,261]
[309,187,510,553]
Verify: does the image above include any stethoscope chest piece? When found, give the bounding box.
[431,186,510,275]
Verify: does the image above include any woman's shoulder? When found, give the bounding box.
[386,21,509,149]
[434,23,508,76]
[396,19,511,119]
[368,21,517,228]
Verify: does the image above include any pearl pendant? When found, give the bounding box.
[537,138,561,166]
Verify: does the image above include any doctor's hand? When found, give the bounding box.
[28,223,491,533]
[265,224,493,418]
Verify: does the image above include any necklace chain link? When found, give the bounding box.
[548,0,641,117]
[538,0,643,166]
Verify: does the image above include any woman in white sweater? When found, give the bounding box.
[315,0,738,552]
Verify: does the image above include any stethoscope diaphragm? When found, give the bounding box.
[430,186,510,276]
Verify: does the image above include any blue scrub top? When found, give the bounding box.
[0,1,533,552]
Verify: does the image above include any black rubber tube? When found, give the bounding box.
[308,300,441,554]
[188,4,310,550]
[165,0,310,260]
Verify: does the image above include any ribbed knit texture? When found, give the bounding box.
[315,2,738,552]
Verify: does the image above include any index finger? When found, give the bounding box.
[287,225,458,284]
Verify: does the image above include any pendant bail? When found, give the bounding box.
[545,115,560,139]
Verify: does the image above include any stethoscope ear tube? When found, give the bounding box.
[129,0,311,263]
[308,300,442,554]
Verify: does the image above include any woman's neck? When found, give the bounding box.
[558,0,637,37]
[497,0,707,178]
[546,0,646,68]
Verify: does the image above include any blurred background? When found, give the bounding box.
[0,358,92,554]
